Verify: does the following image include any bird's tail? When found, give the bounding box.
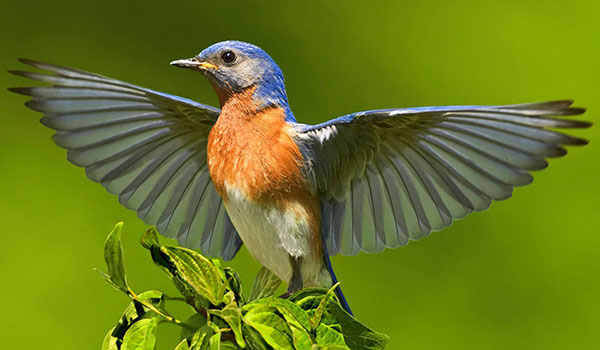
[323,252,353,315]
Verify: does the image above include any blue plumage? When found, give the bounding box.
[197,41,296,122]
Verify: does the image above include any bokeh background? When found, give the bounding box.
[1,1,599,349]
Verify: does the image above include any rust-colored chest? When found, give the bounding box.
[207,93,306,202]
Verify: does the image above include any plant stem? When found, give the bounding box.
[164,295,188,302]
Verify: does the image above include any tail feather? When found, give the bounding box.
[323,251,353,315]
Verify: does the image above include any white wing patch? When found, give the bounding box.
[308,124,338,143]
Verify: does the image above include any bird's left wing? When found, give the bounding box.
[294,101,590,256]
[9,59,242,260]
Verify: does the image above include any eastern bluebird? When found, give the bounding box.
[9,40,590,314]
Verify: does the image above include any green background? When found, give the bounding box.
[1,1,599,349]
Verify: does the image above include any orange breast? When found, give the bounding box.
[207,87,305,202]
[207,87,322,255]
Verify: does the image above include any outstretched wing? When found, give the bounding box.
[295,101,590,256]
[9,59,242,260]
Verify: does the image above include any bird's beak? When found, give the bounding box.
[169,57,218,71]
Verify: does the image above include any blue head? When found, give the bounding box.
[171,40,295,121]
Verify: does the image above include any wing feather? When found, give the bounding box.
[364,164,387,251]
[296,101,589,255]
[10,59,241,260]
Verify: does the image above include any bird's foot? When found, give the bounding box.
[281,255,303,299]
[278,291,293,299]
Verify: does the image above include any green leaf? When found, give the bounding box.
[243,305,295,350]
[248,267,282,301]
[144,242,225,307]
[244,297,311,332]
[181,313,208,341]
[102,326,119,350]
[220,343,239,350]
[181,320,215,350]
[206,333,238,350]
[135,290,166,305]
[289,288,389,349]
[310,284,339,330]
[315,323,348,348]
[208,336,239,350]
[141,227,160,249]
[224,267,244,304]
[209,332,221,350]
[103,222,128,292]
[266,299,312,349]
[242,324,270,350]
[288,288,331,327]
[189,330,210,350]
[121,317,158,350]
[289,288,329,311]
[243,297,313,349]
[174,339,191,350]
[168,246,225,304]
[95,268,125,292]
[327,301,389,350]
[208,291,245,348]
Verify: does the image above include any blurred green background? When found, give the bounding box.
[1,0,599,349]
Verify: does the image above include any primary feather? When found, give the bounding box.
[10,58,242,260]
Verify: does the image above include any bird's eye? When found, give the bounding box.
[221,51,236,64]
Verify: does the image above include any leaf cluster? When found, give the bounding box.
[97,223,389,350]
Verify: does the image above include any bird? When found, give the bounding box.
[9,40,591,315]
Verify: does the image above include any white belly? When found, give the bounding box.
[223,183,327,286]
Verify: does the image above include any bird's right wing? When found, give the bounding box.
[9,59,242,260]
